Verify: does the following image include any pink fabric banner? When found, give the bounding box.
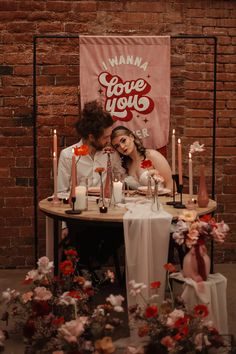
[80,36,170,149]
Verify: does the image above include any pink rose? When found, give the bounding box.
[34,287,52,301]
[59,317,88,343]
[21,291,33,303]
[37,256,54,274]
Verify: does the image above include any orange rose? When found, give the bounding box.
[74,144,89,156]
[95,167,105,174]
[163,263,177,273]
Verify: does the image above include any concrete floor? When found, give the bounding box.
[0,264,235,353]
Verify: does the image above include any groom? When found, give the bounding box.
[57,100,124,273]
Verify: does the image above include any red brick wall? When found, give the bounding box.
[0,1,235,267]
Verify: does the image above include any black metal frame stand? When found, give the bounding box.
[33,34,217,273]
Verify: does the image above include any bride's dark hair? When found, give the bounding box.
[111,126,146,173]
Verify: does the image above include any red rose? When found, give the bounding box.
[145,305,158,318]
[194,304,209,318]
[67,290,81,299]
[64,249,78,257]
[150,281,161,289]
[59,260,75,275]
[140,159,153,169]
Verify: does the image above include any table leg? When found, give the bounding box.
[46,216,54,260]
[53,218,59,276]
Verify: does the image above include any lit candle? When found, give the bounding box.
[74,185,87,210]
[71,149,76,199]
[189,152,193,198]
[113,180,123,203]
[178,138,183,185]
[53,151,58,198]
[172,129,176,174]
[53,129,57,159]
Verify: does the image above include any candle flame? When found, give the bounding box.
[53,152,56,158]
[189,152,192,159]
[178,138,181,144]
[53,129,57,134]
[72,148,74,154]
[172,129,175,134]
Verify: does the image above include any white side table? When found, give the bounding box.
[170,272,228,334]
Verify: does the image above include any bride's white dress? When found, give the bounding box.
[125,171,164,189]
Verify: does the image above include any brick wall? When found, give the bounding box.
[0,0,235,267]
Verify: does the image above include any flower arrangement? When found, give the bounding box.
[0,249,124,354]
[140,159,164,210]
[140,159,164,184]
[172,211,230,281]
[172,211,229,250]
[189,141,205,155]
[128,272,225,354]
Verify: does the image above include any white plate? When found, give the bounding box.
[88,187,100,195]
[137,186,171,196]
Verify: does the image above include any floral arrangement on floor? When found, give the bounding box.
[0,254,228,354]
[0,249,124,354]
[127,266,226,354]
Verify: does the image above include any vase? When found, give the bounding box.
[151,181,160,212]
[146,175,153,199]
[182,244,210,281]
[104,152,113,199]
[197,164,209,208]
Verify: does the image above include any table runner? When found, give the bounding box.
[123,203,172,309]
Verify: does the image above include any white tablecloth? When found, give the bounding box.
[123,203,172,308]
[170,272,228,334]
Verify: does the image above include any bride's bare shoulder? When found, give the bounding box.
[146,149,161,159]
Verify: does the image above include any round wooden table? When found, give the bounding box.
[39,194,217,274]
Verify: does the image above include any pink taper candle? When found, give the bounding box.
[178,138,183,185]
[53,129,57,159]
[189,152,193,198]
[71,149,76,199]
[172,129,176,174]
[53,152,58,198]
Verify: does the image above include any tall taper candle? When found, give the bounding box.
[172,129,176,174]
[71,149,76,199]
[178,138,183,185]
[53,129,57,159]
[53,151,58,198]
[189,152,193,198]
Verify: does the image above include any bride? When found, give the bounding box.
[111,126,172,190]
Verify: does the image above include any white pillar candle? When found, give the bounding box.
[189,152,193,198]
[74,185,87,210]
[113,180,123,203]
